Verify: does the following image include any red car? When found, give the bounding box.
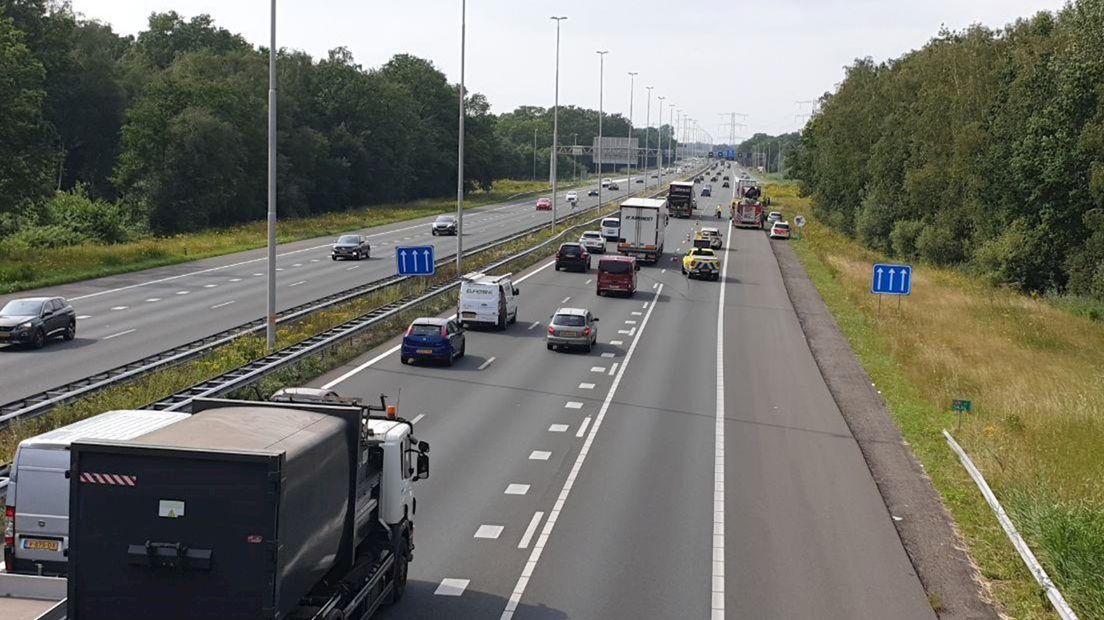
[536,197,552,210]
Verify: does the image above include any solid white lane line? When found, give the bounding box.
[548,424,569,433]
[505,484,530,495]
[565,401,583,409]
[608,362,619,376]
[528,321,541,330]
[590,366,606,373]
[575,416,591,438]
[76,315,91,320]
[578,383,595,390]
[712,240,732,620]
[435,578,470,596]
[289,281,306,287]
[410,414,425,425]
[601,352,615,358]
[102,329,136,340]
[478,357,496,370]
[518,512,545,549]
[529,450,551,461]
[474,525,504,540]
[210,300,236,309]
[322,259,557,388]
[500,283,664,620]
[145,298,160,302]
[110,306,128,311]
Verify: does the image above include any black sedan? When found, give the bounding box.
[587,188,600,196]
[432,215,458,236]
[0,297,76,348]
[331,234,371,260]
[608,182,620,190]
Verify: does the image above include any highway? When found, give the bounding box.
[0,175,665,407]
[311,168,936,619]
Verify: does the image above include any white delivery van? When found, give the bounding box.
[4,409,189,576]
[601,216,621,241]
[617,198,668,264]
[458,272,519,330]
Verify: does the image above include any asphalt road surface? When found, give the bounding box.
[311,166,936,619]
[0,173,671,407]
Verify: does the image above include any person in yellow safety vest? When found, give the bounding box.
[715,203,722,219]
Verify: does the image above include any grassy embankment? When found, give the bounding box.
[0,179,577,294]
[766,181,1104,619]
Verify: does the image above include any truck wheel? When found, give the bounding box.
[390,544,409,603]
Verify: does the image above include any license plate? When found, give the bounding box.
[22,538,60,552]
[462,312,476,318]
[0,332,8,339]
[561,331,578,337]
[416,349,433,355]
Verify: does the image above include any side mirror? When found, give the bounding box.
[418,440,430,453]
[513,287,520,295]
[416,453,430,479]
[635,265,641,271]
[592,317,600,322]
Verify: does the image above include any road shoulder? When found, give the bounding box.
[770,238,999,620]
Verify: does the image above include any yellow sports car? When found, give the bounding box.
[681,247,720,280]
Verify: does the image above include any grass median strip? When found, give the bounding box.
[0,199,622,465]
[768,181,1103,619]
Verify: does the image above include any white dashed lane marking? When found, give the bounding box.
[434,579,470,596]
[474,525,504,540]
[590,367,605,373]
[110,306,127,311]
[176,291,189,295]
[505,484,530,495]
[528,321,540,330]
[601,352,615,358]
[565,402,583,409]
[76,315,91,320]
[102,329,136,340]
[145,298,160,302]
[529,451,551,461]
[578,383,595,390]
[548,424,569,433]
[210,300,236,310]
[203,284,217,288]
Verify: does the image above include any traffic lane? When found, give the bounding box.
[0,184,598,306]
[0,193,612,403]
[721,224,934,618]
[312,258,641,619]
[515,261,718,619]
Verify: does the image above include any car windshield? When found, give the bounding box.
[409,323,442,336]
[775,223,790,230]
[581,232,601,240]
[602,219,620,228]
[0,300,43,316]
[436,216,454,223]
[560,245,582,255]
[337,235,361,244]
[553,314,586,327]
[600,261,632,274]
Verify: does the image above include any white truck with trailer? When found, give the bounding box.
[617,198,667,264]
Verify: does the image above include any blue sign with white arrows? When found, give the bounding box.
[871,263,912,295]
[396,246,435,276]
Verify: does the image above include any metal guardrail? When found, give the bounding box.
[0,194,621,429]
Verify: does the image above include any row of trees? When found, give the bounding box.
[1,1,683,243]
[790,0,1104,301]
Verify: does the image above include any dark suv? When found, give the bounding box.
[555,243,590,272]
[0,297,76,348]
[331,234,371,260]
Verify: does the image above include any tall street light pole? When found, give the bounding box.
[669,103,676,163]
[625,71,636,199]
[550,16,566,233]
[657,95,665,172]
[265,0,277,349]
[644,85,652,190]
[596,50,607,208]
[532,127,537,180]
[455,0,466,274]
[572,133,578,182]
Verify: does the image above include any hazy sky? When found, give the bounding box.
[71,0,1067,141]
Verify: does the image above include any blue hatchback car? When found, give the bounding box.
[401,317,466,366]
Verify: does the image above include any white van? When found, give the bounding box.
[458,272,519,329]
[4,409,189,575]
[601,216,621,241]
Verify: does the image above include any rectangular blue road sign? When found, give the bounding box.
[871,263,911,295]
[397,245,435,276]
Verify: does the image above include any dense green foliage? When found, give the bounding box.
[1,1,651,243]
[790,0,1104,301]
[714,132,800,173]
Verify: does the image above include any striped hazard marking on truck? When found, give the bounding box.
[79,472,137,486]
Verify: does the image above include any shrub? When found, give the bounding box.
[916,223,966,266]
[854,200,897,254]
[4,224,90,249]
[889,219,925,260]
[44,187,135,244]
[973,219,1059,291]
